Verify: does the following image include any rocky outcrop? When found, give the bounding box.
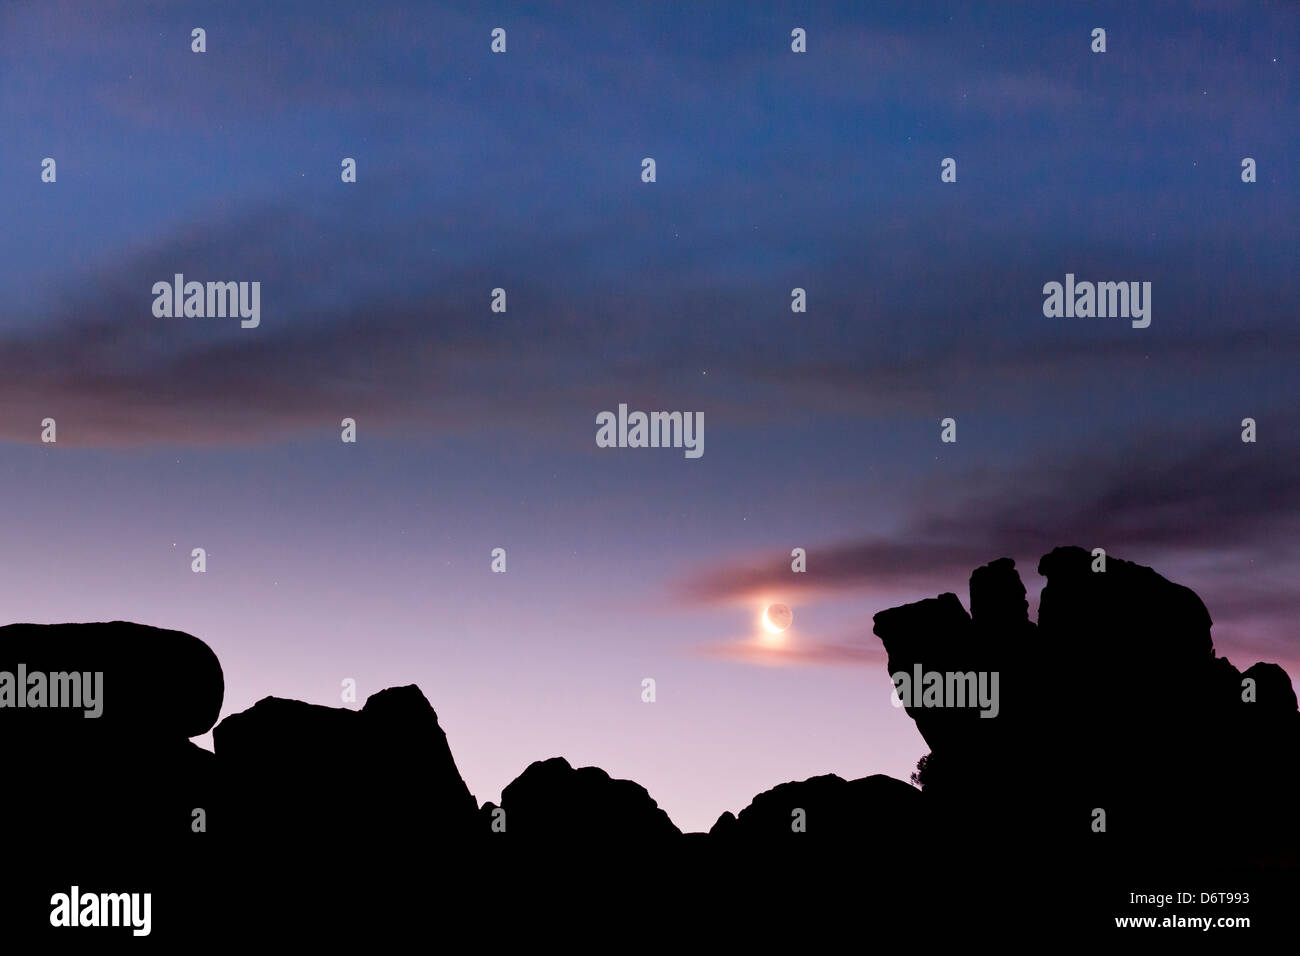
[3,555,1296,943]
[709,772,921,847]
[486,756,680,843]
[213,684,479,847]
[0,621,223,737]
[0,622,222,854]
[0,622,224,939]
[872,546,1300,868]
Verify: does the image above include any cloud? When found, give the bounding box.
[678,418,1300,650]
[680,540,993,607]
[8,181,1296,458]
[0,189,740,446]
[694,633,886,669]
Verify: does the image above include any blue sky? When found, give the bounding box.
[1,0,1297,831]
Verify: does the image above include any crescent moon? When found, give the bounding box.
[761,608,782,634]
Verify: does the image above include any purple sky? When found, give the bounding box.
[1,0,1297,831]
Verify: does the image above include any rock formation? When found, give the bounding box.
[484,755,679,844]
[873,546,1300,869]
[3,550,1296,941]
[214,684,479,849]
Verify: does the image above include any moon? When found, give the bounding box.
[762,603,793,634]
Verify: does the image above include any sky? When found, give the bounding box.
[1,1,1297,833]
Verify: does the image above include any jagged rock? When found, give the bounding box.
[710,773,921,845]
[873,546,1300,869]
[708,809,738,837]
[970,556,1030,632]
[1243,661,1300,715]
[495,756,680,842]
[3,580,1295,944]
[214,684,478,845]
[1038,545,1213,668]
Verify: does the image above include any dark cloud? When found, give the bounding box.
[678,418,1300,634]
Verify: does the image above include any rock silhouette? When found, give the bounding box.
[873,546,1300,874]
[2,548,1296,941]
[484,756,680,844]
[0,622,222,855]
[1,622,223,938]
[709,772,921,846]
[0,621,223,737]
[214,684,478,850]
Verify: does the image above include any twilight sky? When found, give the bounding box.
[2,0,1298,832]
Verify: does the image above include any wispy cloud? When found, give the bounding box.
[694,632,886,669]
[678,417,1300,669]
